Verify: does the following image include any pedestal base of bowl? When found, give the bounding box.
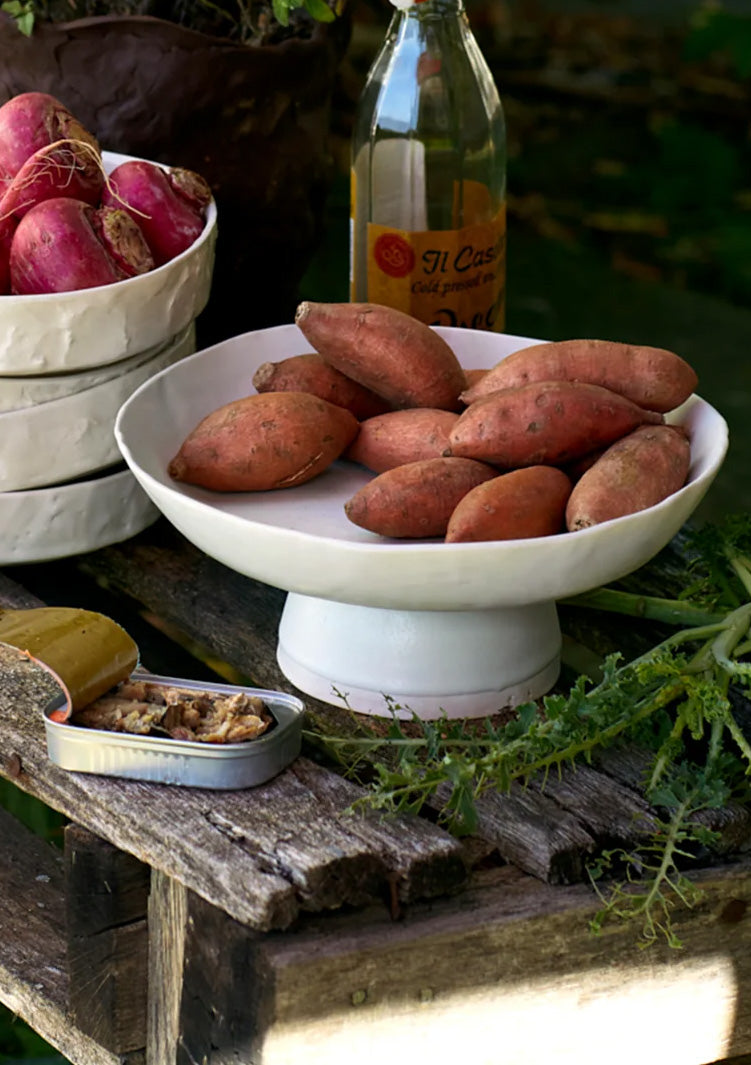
[276,592,562,719]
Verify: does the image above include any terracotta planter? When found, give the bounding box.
[0,12,350,344]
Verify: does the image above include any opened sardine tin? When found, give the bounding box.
[44,672,305,790]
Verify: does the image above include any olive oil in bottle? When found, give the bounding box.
[350,0,506,331]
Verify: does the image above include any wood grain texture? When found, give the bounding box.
[77,523,287,693]
[251,862,751,1065]
[176,890,276,1065]
[72,524,751,887]
[0,805,143,1065]
[0,643,465,931]
[147,870,188,1065]
[147,861,751,1065]
[430,781,597,884]
[3,525,751,1065]
[65,825,149,1053]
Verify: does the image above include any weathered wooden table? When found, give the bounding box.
[1,518,751,1065]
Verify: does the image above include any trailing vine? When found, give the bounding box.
[306,515,751,947]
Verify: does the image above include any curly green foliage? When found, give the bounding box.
[310,515,751,946]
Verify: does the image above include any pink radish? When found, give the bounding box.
[0,91,101,196]
[0,215,17,294]
[102,159,211,266]
[0,138,104,219]
[10,197,154,295]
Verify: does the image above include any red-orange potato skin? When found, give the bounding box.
[561,446,608,482]
[252,352,391,421]
[344,456,497,539]
[346,408,460,473]
[565,424,691,530]
[446,380,663,469]
[294,300,466,411]
[462,367,489,393]
[460,338,698,413]
[168,391,359,492]
[446,466,573,543]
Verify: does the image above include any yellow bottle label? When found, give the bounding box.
[360,198,506,332]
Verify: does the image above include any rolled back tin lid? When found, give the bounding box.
[0,607,138,719]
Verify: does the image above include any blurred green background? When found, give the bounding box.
[2,0,750,1060]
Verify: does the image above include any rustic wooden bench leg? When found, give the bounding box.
[148,871,274,1065]
[64,824,150,1056]
[147,869,187,1064]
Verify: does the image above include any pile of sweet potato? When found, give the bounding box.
[168,301,699,543]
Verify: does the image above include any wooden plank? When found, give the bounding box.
[76,524,287,693]
[430,781,597,884]
[147,874,277,1065]
[141,860,751,1065]
[175,891,273,1065]
[65,824,150,1054]
[0,804,143,1065]
[7,535,751,905]
[528,760,659,841]
[147,870,188,1065]
[0,643,466,931]
[594,745,751,854]
[249,861,751,1065]
[0,569,49,610]
[71,526,751,886]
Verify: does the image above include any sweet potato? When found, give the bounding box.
[252,353,391,421]
[446,466,573,543]
[295,300,466,411]
[168,391,359,492]
[460,338,698,413]
[561,446,609,482]
[565,424,691,531]
[446,380,663,469]
[346,408,460,473]
[462,368,489,392]
[344,456,497,539]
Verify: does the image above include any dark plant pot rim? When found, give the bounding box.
[8,10,342,53]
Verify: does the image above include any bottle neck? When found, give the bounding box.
[391,0,465,18]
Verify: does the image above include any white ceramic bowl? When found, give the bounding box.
[0,466,158,566]
[0,151,217,376]
[0,323,195,492]
[0,323,197,411]
[115,324,728,717]
[115,324,729,613]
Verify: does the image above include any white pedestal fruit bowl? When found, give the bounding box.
[115,324,728,720]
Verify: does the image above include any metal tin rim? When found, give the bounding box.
[43,671,305,758]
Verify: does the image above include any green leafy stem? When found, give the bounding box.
[307,516,751,947]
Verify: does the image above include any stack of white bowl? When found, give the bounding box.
[0,151,217,565]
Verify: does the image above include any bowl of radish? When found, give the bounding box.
[0,92,217,376]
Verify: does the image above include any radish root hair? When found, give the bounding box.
[0,138,152,224]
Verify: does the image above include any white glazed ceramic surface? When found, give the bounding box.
[0,151,216,375]
[115,324,728,612]
[0,329,193,412]
[0,323,195,492]
[0,467,158,565]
